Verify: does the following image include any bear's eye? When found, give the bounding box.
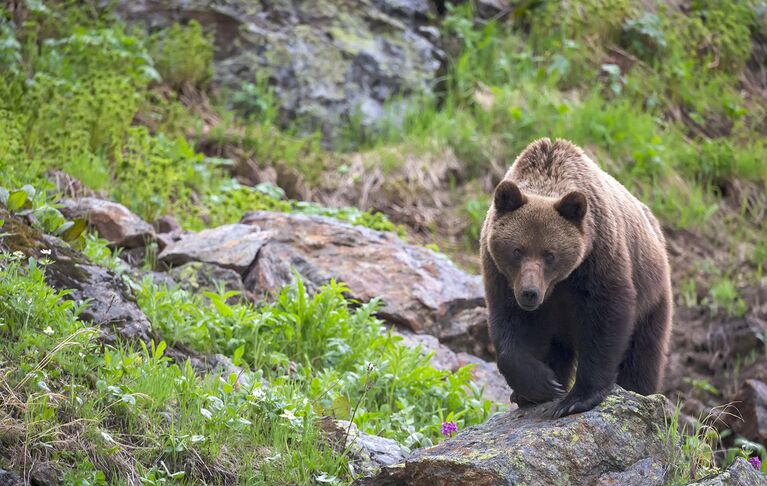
[512,248,523,259]
[543,251,555,264]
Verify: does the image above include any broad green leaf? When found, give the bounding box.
[33,206,66,233]
[154,340,166,360]
[55,221,74,235]
[233,344,245,366]
[331,395,351,420]
[60,218,87,242]
[7,190,28,211]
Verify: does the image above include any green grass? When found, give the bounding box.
[0,250,496,483]
[136,274,495,446]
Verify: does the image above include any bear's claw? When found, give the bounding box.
[550,389,608,419]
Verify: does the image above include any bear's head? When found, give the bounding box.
[486,180,588,311]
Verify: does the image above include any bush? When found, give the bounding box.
[150,20,214,90]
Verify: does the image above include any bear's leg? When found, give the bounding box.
[483,256,564,405]
[545,341,576,389]
[617,293,672,395]
[551,286,636,418]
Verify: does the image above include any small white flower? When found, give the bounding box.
[43,326,54,335]
[40,249,51,255]
[12,251,24,259]
[280,409,296,421]
[251,387,265,400]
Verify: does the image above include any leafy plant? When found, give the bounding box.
[150,20,214,90]
[704,278,747,317]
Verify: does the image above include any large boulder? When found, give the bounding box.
[159,211,490,353]
[241,211,488,351]
[356,387,672,486]
[115,0,443,139]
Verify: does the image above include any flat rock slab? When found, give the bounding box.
[238,211,486,342]
[60,197,155,249]
[158,224,272,274]
[357,388,669,486]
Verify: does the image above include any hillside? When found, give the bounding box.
[1,0,767,484]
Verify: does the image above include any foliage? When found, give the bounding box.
[0,253,346,483]
[150,20,213,90]
[0,183,86,246]
[137,274,495,446]
[184,181,405,236]
[2,0,767,482]
[660,401,720,484]
[0,254,495,482]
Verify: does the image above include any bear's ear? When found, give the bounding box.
[555,191,588,223]
[494,181,527,213]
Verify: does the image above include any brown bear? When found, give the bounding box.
[480,138,672,418]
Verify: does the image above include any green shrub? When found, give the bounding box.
[137,275,496,445]
[114,127,221,221]
[150,20,214,90]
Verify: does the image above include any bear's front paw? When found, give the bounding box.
[510,378,566,407]
[550,388,609,419]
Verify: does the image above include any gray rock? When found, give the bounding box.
[59,197,155,249]
[0,469,23,486]
[597,457,666,486]
[153,215,181,235]
[475,0,511,19]
[356,388,672,486]
[439,306,493,360]
[168,261,246,296]
[158,223,272,274]
[687,458,767,485]
[318,416,410,477]
[114,0,443,140]
[239,211,485,345]
[722,379,767,444]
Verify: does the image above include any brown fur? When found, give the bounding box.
[480,138,672,417]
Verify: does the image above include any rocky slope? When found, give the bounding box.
[114,0,444,140]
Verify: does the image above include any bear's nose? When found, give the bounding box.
[520,288,539,306]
